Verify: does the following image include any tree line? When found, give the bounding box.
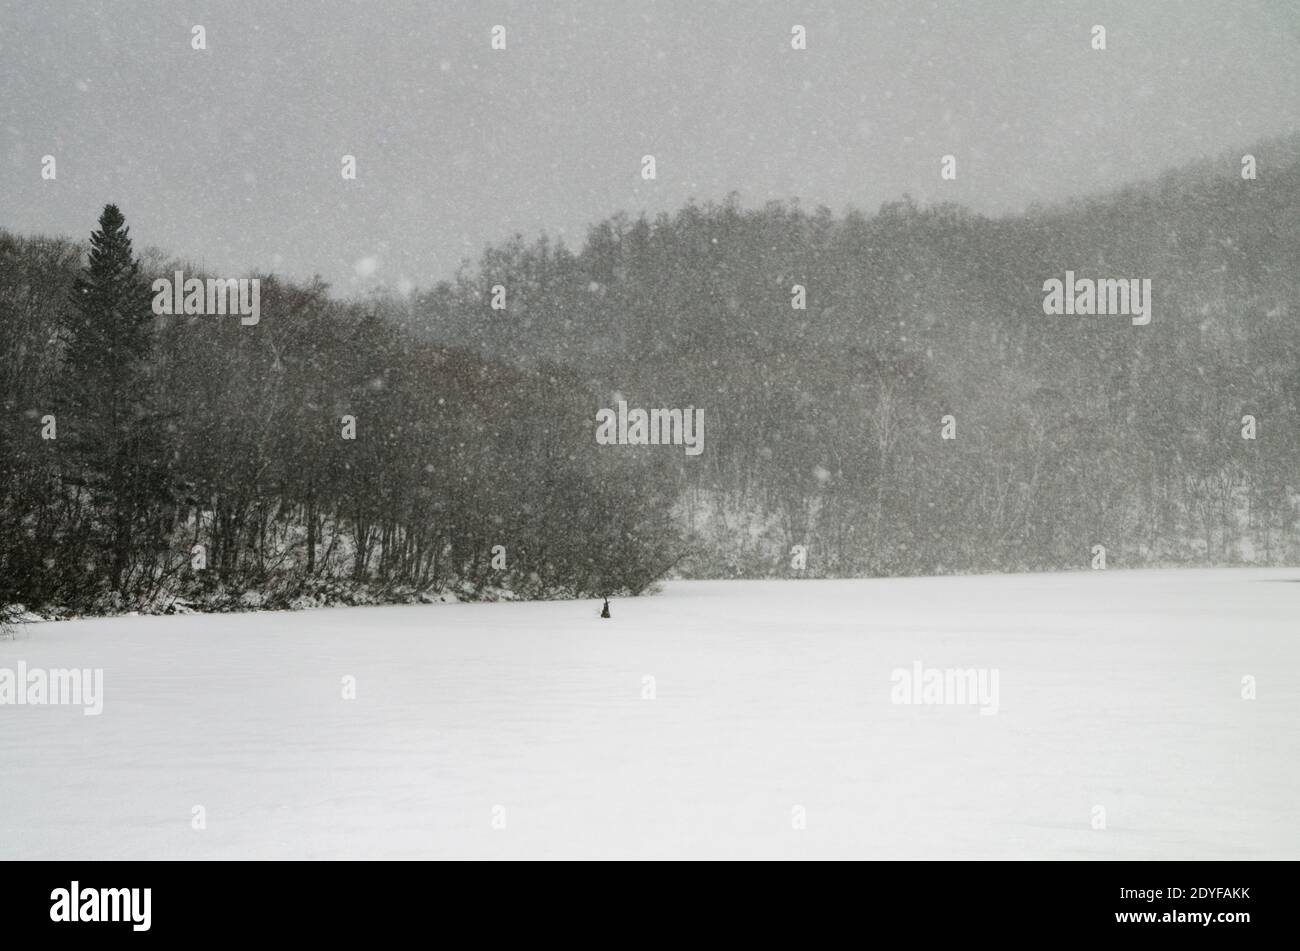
[407,134,1300,578]
[3,135,1299,614]
[0,206,681,613]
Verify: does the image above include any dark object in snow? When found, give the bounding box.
[600,598,611,619]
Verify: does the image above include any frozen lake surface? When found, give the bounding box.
[2,569,1296,859]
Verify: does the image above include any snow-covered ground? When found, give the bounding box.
[2,569,1296,859]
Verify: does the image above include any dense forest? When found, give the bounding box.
[0,210,681,615]
[2,135,1298,615]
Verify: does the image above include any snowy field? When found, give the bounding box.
[2,569,1297,860]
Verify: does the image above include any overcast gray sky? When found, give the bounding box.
[2,0,1298,294]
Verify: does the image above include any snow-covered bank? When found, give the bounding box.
[1,569,1296,859]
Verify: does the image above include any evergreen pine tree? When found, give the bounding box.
[60,204,171,597]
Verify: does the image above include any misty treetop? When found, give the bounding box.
[406,135,1300,578]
